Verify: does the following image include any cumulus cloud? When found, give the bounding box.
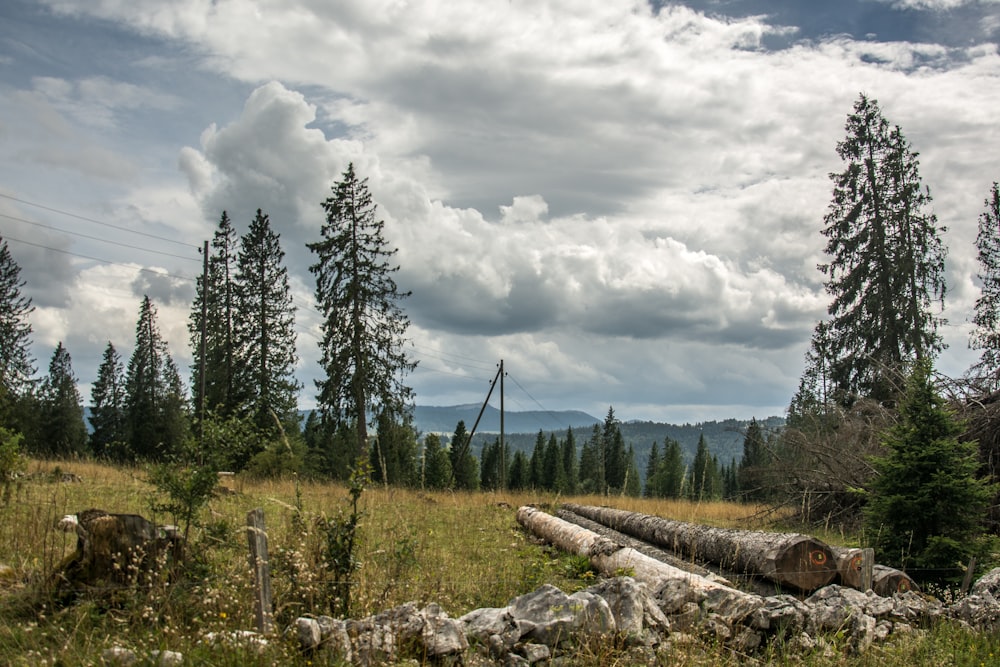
[10,0,1000,420]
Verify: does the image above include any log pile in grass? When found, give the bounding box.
[515,506,758,606]
[562,503,836,593]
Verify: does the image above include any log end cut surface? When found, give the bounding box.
[769,536,836,592]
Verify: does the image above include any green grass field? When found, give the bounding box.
[1,459,998,666]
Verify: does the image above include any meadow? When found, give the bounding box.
[0,458,997,666]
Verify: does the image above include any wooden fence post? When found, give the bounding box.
[860,548,875,593]
[961,557,977,596]
[246,508,274,634]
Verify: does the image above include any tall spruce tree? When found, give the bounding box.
[0,237,35,426]
[36,342,87,457]
[235,209,301,437]
[124,296,187,460]
[819,93,946,404]
[970,182,1000,388]
[189,211,243,421]
[308,163,416,459]
[90,341,127,459]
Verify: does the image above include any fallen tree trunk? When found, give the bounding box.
[555,508,731,585]
[563,503,836,593]
[516,506,757,608]
[829,547,919,596]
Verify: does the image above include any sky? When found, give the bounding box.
[0,0,998,425]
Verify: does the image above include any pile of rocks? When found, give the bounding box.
[293,568,1000,665]
[99,570,1000,665]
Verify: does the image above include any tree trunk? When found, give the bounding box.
[829,546,919,596]
[555,508,730,585]
[563,503,836,593]
[516,506,756,603]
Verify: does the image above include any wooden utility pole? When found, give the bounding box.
[500,359,505,489]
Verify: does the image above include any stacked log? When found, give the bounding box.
[555,508,731,585]
[830,546,918,596]
[516,506,756,603]
[563,503,836,593]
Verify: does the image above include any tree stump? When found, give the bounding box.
[55,509,182,595]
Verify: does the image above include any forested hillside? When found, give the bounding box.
[460,415,786,467]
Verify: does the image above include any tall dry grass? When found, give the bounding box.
[0,458,996,666]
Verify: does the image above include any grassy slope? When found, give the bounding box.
[0,459,996,666]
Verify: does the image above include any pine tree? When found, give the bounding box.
[970,182,1000,388]
[90,341,127,460]
[737,418,769,501]
[235,209,301,439]
[480,438,502,490]
[35,342,87,457]
[560,426,577,493]
[644,441,661,497]
[623,445,641,497]
[790,321,837,429]
[864,359,995,583]
[529,430,545,489]
[661,438,685,498]
[308,163,416,457]
[422,433,452,490]
[542,432,563,492]
[689,434,715,501]
[189,211,243,421]
[820,93,946,404]
[370,410,417,486]
[578,423,604,494]
[602,407,626,492]
[0,237,35,427]
[124,296,188,460]
[508,450,530,490]
[448,420,479,490]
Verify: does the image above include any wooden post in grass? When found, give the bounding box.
[961,557,977,596]
[246,508,274,634]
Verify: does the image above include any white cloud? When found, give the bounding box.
[11,0,1000,421]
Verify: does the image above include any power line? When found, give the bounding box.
[0,192,196,248]
[0,212,200,262]
[506,372,572,430]
[2,234,195,283]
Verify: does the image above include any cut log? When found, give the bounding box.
[555,508,731,586]
[872,565,918,596]
[516,506,755,604]
[828,546,919,596]
[562,503,836,593]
